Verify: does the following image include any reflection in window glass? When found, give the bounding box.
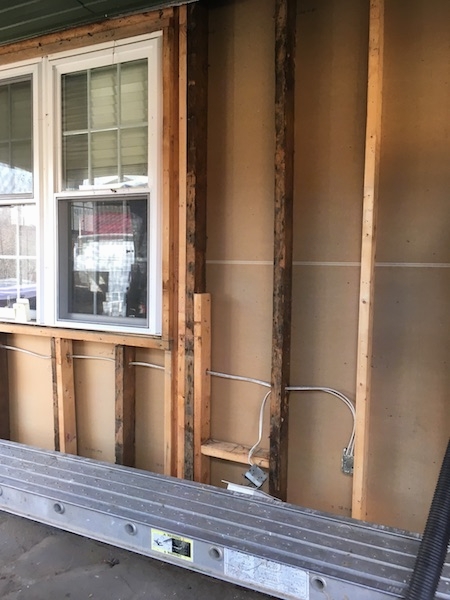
[62,60,148,191]
[0,205,37,309]
[62,196,148,322]
[0,78,33,195]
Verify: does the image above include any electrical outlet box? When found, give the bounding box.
[244,464,268,488]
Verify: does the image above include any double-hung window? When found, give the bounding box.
[0,34,162,335]
[0,66,38,321]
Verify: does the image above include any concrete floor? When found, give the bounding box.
[0,511,273,600]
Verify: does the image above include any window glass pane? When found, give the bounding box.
[19,204,37,255]
[63,133,88,190]
[61,60,148,191]
[0,205,17,254]
[64,197,148,321]
[11,140,32,174]
[121,127,148,181]
[91,130,118,184]
[121,60,147,125]
[0,204,36,310]
[0,78,33,195]
[11,80,32,139]
[91,66,117,129]
[62,72,88,131]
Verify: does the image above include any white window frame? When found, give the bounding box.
[0,33,163,336]
[0,61,41,321]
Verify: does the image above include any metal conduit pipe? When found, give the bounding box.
[405,438,450,600]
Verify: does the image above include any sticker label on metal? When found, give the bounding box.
[224,549,309,599]
[151,529,194,562]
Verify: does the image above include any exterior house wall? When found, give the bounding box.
[1,0,449,534]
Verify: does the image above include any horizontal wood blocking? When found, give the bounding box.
[0,323,167,350]
[201,439,269,470]
[0,9,173,64]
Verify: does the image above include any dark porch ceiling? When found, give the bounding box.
[0,0,197,46]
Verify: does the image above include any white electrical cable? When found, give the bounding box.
[129,361,165,371]
[70,355,115,363]
[207,370,271,389]
[0,344,51,360]
[286,386,355,456]
[248,390,271,466]
[208,370,356,463]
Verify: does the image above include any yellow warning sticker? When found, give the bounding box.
[151,529,194,562]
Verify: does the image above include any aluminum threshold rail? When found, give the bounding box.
[0,441,448,600]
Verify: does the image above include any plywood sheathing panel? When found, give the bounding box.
[135,348,166,474]
[72,341,115,463]
[8,335,54,450]
[207,0,275,262]
[206,264,272,447]
[366,0,450,532]
[369,269,450,532]
[291,0,368,515]
[289,266,360,516]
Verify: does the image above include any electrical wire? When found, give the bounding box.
[129,361,165,371]
[208,369,356,463]
[248,390,271,465]
[0,344,51,360]
[70,355,115,363]
[207,370,271,389]
[286,386,355,456]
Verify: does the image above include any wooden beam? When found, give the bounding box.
[164,349,177,475]
[352,0,385,521]
[0,9,173,65]
[0,335,10,440]
[201,440,269,470]
[194,293,211,483]
[269,0,296,501]
[176,4,188,479]
[0,322,167,350]
[177,1,209,480]
[52,338,77,455]
[115,345,136,467]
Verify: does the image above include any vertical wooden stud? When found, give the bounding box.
[52,338,77,455]
[177,2,209,480]
[115,345,136,467]
[177,4,188,479]
[352,0,385,521]
[194,293,211,483]
[164,349,177,475]
[269,0,296,500]
[0,334,10,440]
[50,338,60,451]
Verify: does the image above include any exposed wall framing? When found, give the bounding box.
[177,1,209,480]
[115,345,136,467]
[51,338,77,455]
[270,0,296,500]
[352,0,385,521]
